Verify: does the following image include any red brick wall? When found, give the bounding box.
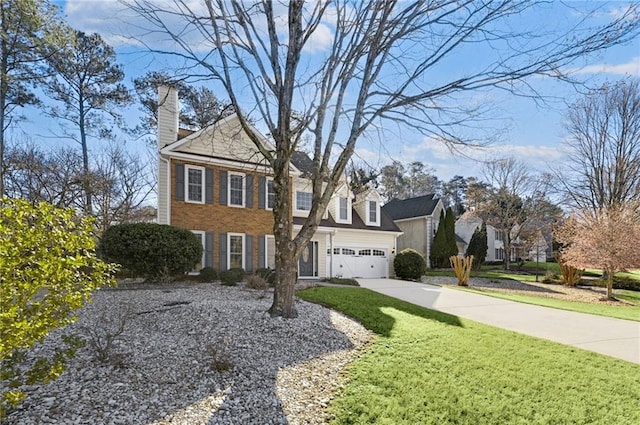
[170,160,274,271]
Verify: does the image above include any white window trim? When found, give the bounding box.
[295,190,313,213]
[266,178,275,211]
[366,199,380,226]
[191,230,206,274]
[227,233,245,269]
[185,164,205,204]
[265,235,275,269]
[336,196,351,224]
[228,172,246,208]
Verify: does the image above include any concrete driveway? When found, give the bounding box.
[356,278,640,364]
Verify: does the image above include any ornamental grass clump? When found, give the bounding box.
[450,255,474,286]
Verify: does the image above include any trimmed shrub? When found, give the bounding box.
[100,223,202,280]
[0,198,116,418]
[199,267,218,282]
[220,268,245,286]
[256,268,276,286]
[394,248,427,280]
[322,277,360,286]
[245,274,268,290]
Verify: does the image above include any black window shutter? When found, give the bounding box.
[245,235,254,273]
[219,233,227,271]
[245,175,254,208]
[205,232,214,268]
[258,235,265,268]
[219,170,228,205]
[258,176,266,209]
[176,163,185,201]
[205,168,214,204]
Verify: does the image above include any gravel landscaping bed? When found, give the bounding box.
[4,283,373,425]
[423,276,631,305]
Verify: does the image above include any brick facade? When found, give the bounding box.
[170,159,284,272]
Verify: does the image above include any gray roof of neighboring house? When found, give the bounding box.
[291,151,314,176]
[293,208,401,233]
[382,194,440,220]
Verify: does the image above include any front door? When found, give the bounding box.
[299,241,318,277]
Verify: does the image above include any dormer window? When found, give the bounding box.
[339,197,348,220]
[367,200,380,226]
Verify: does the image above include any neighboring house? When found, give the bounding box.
[382,194,445,268]
[454,212,504,262]
[455,213,552,263]
[156,86,401,279]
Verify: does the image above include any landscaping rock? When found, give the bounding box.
[4,283,373,425]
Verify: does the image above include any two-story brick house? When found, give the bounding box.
[156,86,401,279]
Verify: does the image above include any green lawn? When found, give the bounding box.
[298,287,640,425]
[452,287,640,322]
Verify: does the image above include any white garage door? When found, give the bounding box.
[331,247,388,278]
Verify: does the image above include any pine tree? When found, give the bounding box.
[466,223,488,270]
[430,209,448,268]
[445,207,459,259]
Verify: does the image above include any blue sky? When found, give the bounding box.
[42,0,640,182]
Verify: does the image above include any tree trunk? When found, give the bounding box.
[268,154,299,318]
[79,103,92,215]
[270,241,299,318]
[503,235,511,270]
[606,269,613,299]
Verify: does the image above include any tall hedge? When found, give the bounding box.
[0,198,116,417]
[430,209,448,268]
[466,223,488,270]
[444,207,459,259]
[100,223,202,280]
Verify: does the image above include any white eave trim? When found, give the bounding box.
[160,151,275,174]
[391,215,434,223]
[293,223,403,236]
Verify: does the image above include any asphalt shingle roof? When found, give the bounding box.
[293,207,401,233]
[382,194,440,220]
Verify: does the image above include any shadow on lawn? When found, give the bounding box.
[298,287,463,337]
[467,278,563,294]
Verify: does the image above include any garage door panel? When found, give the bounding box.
[331,247,388,279]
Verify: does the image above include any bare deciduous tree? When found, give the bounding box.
[555,205,640,298]
[479,157,533,269]
[91,144,157,234]
[560,78,640,213]
[129,0,640,317]
[4,142,84,207]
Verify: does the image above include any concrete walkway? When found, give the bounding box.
[356,278,640,364]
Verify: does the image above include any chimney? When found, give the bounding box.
[157,85,179,149]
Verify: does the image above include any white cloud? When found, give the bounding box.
[569,57,640,76]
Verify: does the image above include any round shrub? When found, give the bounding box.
[255,268,276,287]
[220,268,245,286]
[199,267,218,282]
[100,223,202,280]
[394,248,427,281]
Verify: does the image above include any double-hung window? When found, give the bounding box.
[368,200,377,223]
[296,191,313,211]
[186,165,204,203]
[266,179,275,209]
[339,197,348,221]
[229,173,244,207]
[229,234,244,269]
